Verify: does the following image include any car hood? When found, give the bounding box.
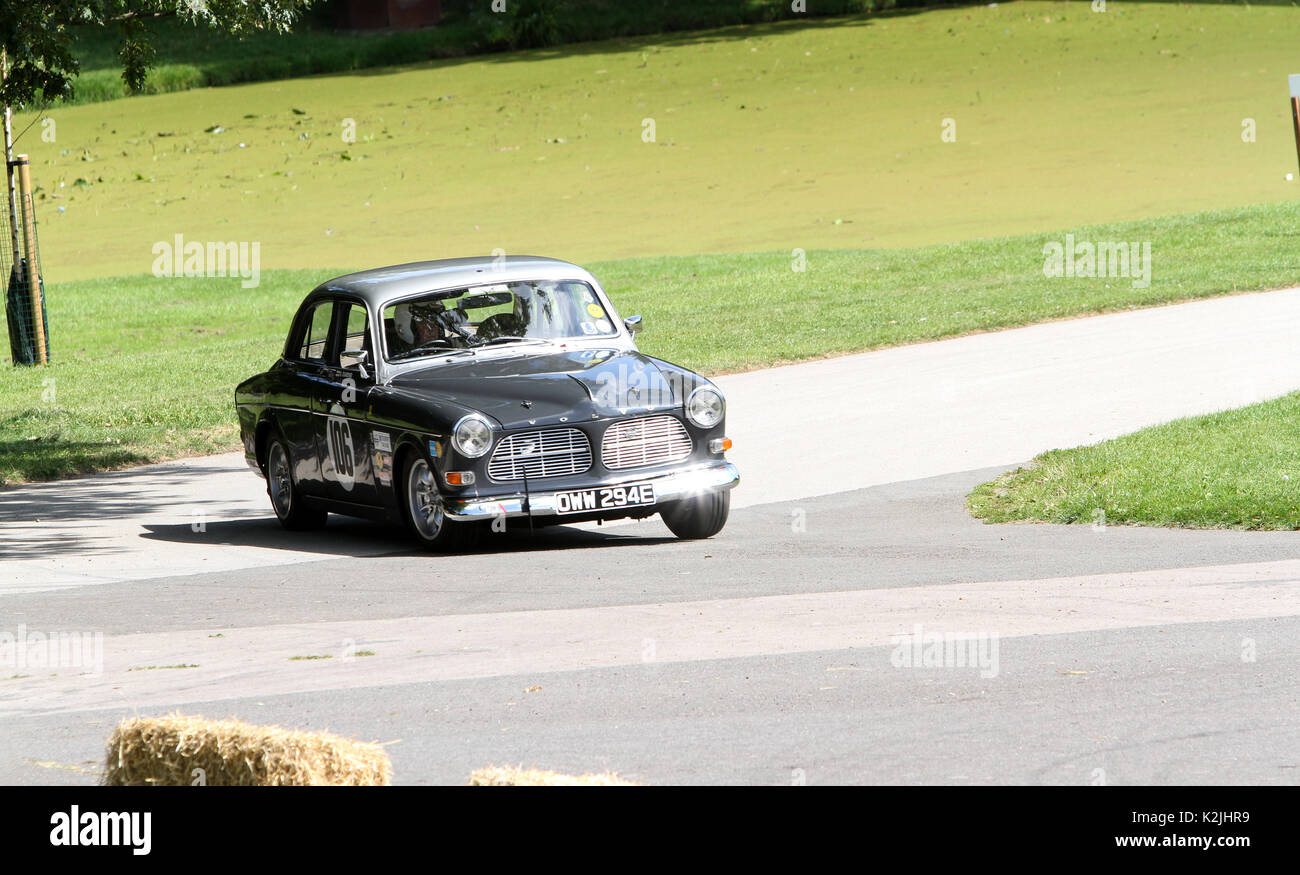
[387,348,699,429]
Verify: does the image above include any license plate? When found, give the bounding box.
[553,482,656,515]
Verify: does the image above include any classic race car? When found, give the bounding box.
[235,256,739,550]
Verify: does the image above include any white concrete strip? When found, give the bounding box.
[4,287,1300,592]
[4,557,1299,717]
[0,454,398,595]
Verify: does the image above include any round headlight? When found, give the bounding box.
[686,386,725,428]
[452,415,493,458]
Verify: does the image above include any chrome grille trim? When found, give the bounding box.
[601,415,693,471]
[487,428,592,481]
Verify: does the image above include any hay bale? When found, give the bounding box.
[103,714,392,786]
[468,765,637,786]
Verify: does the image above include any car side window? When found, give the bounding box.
[338,302,371,369]
[298,302,333,362]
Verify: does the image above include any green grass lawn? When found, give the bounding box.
[17,1,1300,283]
[3,199,1299,484]
[6,2,1300,487]
[968,393,1300,530]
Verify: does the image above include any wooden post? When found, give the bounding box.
[1293,98,1300,177]
[1,49,21,271]
[14,154,45,362]
[1291,75,1300,177]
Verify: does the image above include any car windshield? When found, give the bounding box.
[383,280,617,361]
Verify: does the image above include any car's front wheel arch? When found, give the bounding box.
[392,438,419,492]
[397,439,477,551]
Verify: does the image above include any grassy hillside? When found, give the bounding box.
[15,1,1300,284]
[6,2,1300,486]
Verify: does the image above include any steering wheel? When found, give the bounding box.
[477,313,524,341]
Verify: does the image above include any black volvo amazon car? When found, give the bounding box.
[234,256,739,550]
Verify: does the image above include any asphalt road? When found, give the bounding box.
[5,288,1300,785]
[4,467,1300,785]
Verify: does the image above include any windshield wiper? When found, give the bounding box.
[474,336,551,348]
[392,339,453,356]
[390,340,467,361]
[392,340,480,356]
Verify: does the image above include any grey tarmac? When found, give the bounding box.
[3,468,1299,785]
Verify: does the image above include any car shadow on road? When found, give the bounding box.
[0,476,243,562]
[139,516,677,556]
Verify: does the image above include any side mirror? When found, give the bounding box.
[624,315,643,335]
[348,349,371,381]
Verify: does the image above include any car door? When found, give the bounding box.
[313,298,381,508]
[277,298,336,496]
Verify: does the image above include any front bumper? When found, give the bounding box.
[441,460,740,521]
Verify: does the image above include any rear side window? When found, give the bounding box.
[298,302,333,361]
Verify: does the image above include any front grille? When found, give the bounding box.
[601,415,693,471]
[487,428,592,481]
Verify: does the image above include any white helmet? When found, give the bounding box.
[394,300,443,344]
[394,303,416,344]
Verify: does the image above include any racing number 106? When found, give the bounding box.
[329,419,354,477]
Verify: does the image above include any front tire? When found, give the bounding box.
[660,489,730,540]
[402,454,477,551]
[265,436,327,531]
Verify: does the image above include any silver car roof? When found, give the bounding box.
[313,256,601,306]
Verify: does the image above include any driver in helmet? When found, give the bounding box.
[393,300,445,352]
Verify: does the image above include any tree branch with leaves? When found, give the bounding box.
[0,1,317,109]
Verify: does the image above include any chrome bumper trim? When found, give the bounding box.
[442,461,739,521]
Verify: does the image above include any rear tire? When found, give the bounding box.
[660,489,730,540]
[265,435,327,531]
[401,453,478,551]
